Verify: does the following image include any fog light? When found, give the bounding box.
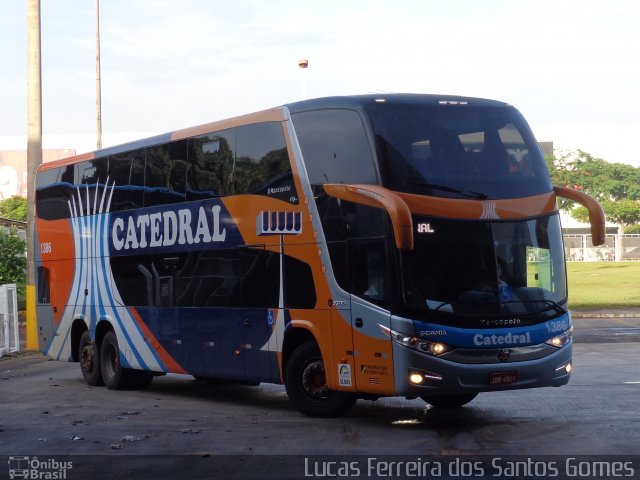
[555,361,572,373]
[409,369,443,385]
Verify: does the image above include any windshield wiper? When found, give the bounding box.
[404,181,488,200]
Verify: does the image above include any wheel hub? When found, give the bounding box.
[80,344,94,372]
[301,360,327,398]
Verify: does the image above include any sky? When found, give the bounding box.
[1,0,639,165]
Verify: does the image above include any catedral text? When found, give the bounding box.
[111,205,227,251]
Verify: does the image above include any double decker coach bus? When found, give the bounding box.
[34,94,605,416]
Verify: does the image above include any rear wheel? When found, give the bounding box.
[421,393,478,408]
[100,330,153,390]
[284,341,356,417]
[79,330,103,386]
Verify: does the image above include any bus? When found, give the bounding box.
[34,94,605,417]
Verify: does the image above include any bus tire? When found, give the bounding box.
[79,330,103,386]
[100,330,153,390]
[284,341,356,417]
[421,393,478,408]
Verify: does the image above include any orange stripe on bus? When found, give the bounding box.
[128,307,188,374]
[171,108,287,141]
[397,191,558,220]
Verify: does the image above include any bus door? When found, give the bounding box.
[348,238,394,392]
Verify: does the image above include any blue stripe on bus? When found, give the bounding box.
[95,212,153,371]
[414,313,571,349]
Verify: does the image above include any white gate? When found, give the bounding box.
[0,284,19,357]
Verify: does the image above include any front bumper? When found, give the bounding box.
[393,340,572,398]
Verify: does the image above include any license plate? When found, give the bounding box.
[488,371,518,386]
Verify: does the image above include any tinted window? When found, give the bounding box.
[175,250,240,308]
[188,129,235,200]
[292,109,378,185]
[108,150,145,212]
[109,246,314,309]
[75,159,110,216]
[312,236,391,308]
[350,239,389,308]
[239,248,280,308]
[366,103,551,199]
[283,255,316,308]
[110,255,152,307]
[316,199,387,297]
[235,123,296,203]
[77,159,106,185]
[35,166,75,220]
[145,141,187,206]
[36,266,50,304]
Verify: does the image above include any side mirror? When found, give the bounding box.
[323,184,414,250]
[553,186,606,246]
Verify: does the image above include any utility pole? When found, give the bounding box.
[96,0,103,149]
[26,0,42,350]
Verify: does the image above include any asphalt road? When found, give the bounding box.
[1,317,639,479]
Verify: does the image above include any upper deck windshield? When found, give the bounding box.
[402,213,567,319]
[365,102,552,199]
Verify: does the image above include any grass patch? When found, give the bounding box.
[567,262,640,310]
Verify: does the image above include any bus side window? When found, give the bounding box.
[238,248,280,308]
[145,140,187,206]
[187,129,236,200]
[292,109,378,185]
[173,250,240,308]
[283,255,316,309]
[107,149,146,211]
[36,266,50,304]
[317,199,387,298]
[35,166,75,220]
[234,122,296,203]
[350,239,389,308]
[110,255,153,307]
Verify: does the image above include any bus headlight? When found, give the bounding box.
[544,327,573,348]
[385,327,453,356]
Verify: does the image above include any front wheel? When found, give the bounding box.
[421,393,478,408]
[284,341,356,417]
[100,330,153,390]
[79,330,103,386]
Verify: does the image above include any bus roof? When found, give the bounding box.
[37,94,511,173]
[284,93,511,114]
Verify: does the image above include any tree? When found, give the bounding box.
[550,150,640,233]
[0,231,26,285]
[0,195,27,221]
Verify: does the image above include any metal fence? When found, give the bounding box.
[564,234,640,261]
[0,284,19,357]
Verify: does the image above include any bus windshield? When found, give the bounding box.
[365,102,552,199]
[401,213,566,318]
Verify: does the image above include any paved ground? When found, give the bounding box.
[2,314,639,479]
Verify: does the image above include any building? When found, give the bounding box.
[0,149,75,199]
